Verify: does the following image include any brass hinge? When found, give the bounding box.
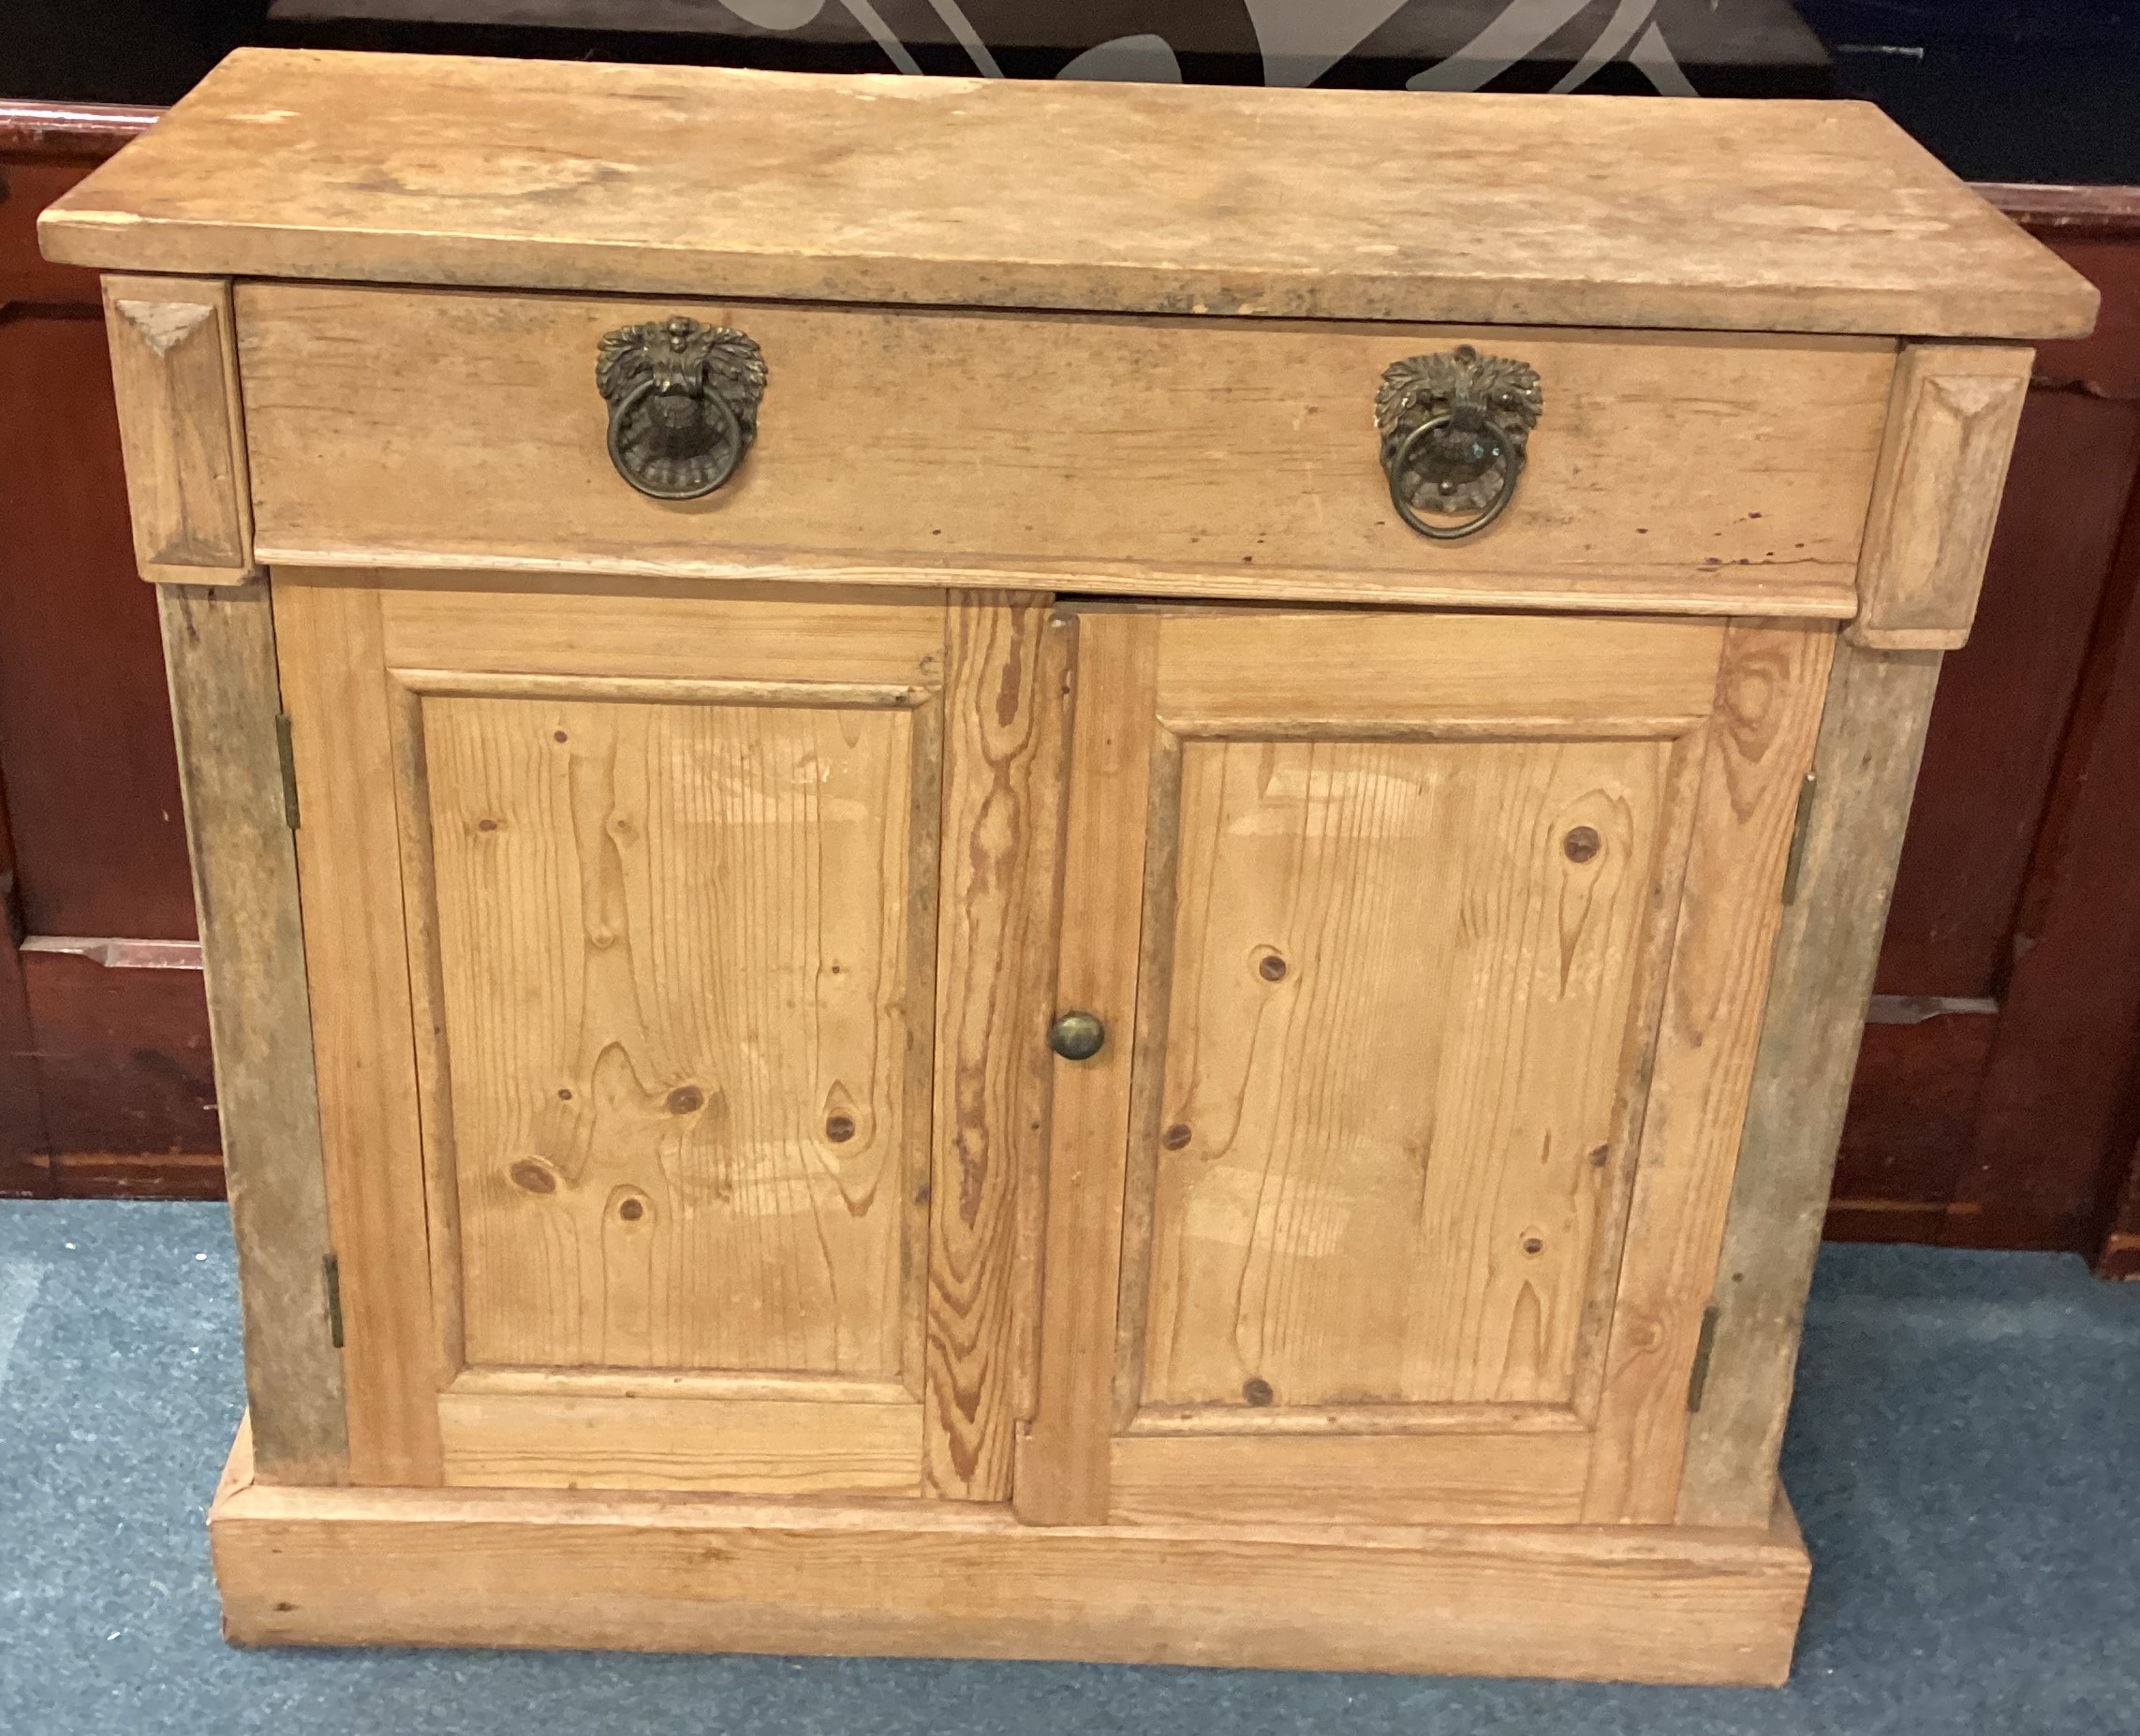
[1685,1303,1722,1413]
[322,1252,344,1349]
[1779,772,1818,905]
[274,712,301,830]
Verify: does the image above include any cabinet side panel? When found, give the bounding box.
[1582,622,1834,1523]
[273,576,444,1484]
[158,582,347,1483]
[924,596,1069,1500]
[1678,640,1942,1526]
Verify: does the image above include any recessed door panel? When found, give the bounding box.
[420,693,916,1376]
[1143,735,1670,1415]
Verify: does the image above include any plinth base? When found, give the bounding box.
[208,1420,1808,1685]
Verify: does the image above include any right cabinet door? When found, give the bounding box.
[1018,605,1833,1530]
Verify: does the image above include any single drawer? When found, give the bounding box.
[236,283,1892,617]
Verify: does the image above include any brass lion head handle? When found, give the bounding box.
[1375,346,1543,539]
[596,316,767,500]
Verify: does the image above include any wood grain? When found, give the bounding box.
[1107,1432,1589,1528]
[413,690,920,1377]
[446,1366,918,1404]
[1012,611,1158,1525]
[437,1390,922,1494]
[1563,732,1710,1428]
[42,49,2093,338]
[1678,638,1942,1527]
[372,570,948,686]
[922,596,1068,1500]
[273,578,444,1485]
[99,273,254,584]
[234,284,1886,617]
[1582,622,1834,1524]
[158,582,347,1484]
[1108,726,1188,1434]
[208,1420,1811,1685]
[1852,343,2035,650]
[1154,611,1726,730]
[1136,736,1670,1415]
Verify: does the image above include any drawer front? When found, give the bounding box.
[237,284,1891,617]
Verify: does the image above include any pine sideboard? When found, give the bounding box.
[38,48,2097,1685]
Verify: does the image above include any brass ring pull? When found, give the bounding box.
[1387,413,1525,539]
[596,316,767,500]
[1376,346,1543,541]
[1047,1011,1106,1062]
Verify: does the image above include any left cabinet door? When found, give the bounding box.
[274,573,1044,1498]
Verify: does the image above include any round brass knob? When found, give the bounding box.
[1047,1011,1106,1062]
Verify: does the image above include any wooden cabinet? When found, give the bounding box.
[42,49,2094,1685]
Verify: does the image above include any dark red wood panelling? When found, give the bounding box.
[2,121,216,1198]
[0,773,50,1196]
[1826,1013,1999,1243]
[2101,1143,2140,1279]
[1873,390,2140,999]
[1949,473,2140,1251]
[19,950,217,1155]
[0,157,110,302]
[0,311,199,939]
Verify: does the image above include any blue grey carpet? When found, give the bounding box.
[0,1199,2133,1734]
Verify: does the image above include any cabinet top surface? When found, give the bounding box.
[40,48,2094,340]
